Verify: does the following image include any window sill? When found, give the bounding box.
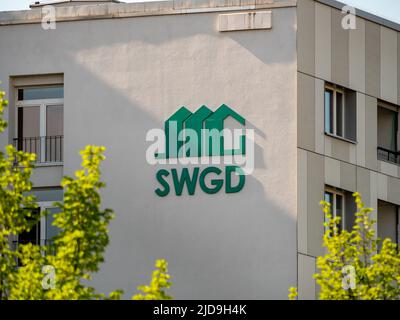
[34,162,63,168]
[14,162,63,168]
[324,133,357,145]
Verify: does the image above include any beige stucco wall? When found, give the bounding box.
[0,3,298,299]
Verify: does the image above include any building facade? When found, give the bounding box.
[0,0,399,300]
[297,0,400,299]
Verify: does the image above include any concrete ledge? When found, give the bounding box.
[0,0,296,26]
[30,0,122,8]
[219,11,272,32]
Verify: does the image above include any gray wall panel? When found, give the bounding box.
[365,95,378,171]
[315,2,332,81]
[398,32,400,105]
[307,152,325,257]
[357,167,371,206]
[298,148,308,254]
[365,21,381,98]
[380,27,398,104]
[298,254,316,300]
[387,177,400,206]
[331,138,350,163]
[349,17,366,93]
[331,9,349,87]
[298,72,316,151]
[298,0,315,75]
[341,161,357,192]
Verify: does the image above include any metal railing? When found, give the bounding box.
[11,239,38,251]
[378,147,400,165]
[11,239,57,256]
[13,136,63,163]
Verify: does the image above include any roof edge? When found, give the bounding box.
[29,0,122,8]
[0,0,296,26]
[1,0,399,32]
[317,0,400,33]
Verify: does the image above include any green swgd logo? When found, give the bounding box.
[151,104,248,197]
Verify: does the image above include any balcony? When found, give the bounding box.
[13,136,63,164]
[377,104,399,166]
[378,147,400,165]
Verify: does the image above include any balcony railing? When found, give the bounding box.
[11,239,54,249]
[13,136,63,164]
[378,147,400,165]
[11,240,57,262]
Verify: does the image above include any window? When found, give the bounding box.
[324,188,344,233]
[17,208,41,247]
[15,86,64,163]
[378,201,399,246]
[14,202,61,265]
[324,84,356,142]
[15,203,60,246]
[18,87,63,101]
[377,103,399,165]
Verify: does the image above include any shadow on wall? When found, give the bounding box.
[69,63,294,299]
[47,10,296,66]
[1,8,298,299]
[225,8,297,66]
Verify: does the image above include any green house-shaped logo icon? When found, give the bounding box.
[158,104,246,159]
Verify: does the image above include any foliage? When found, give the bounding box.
[8,244,46,300]
[288,287,298,301]
[289,192,400,300]
[0,88,9,130]
[45,145,116,299]
[0,87,173,300]
[6,144,118,300]
[0,88,37,300]
[133,259,173,300]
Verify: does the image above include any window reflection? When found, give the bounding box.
[18,86,63,101]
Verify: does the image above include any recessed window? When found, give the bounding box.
[13,202,61,263]
[378,201,399,247]
[15,85,64,164]
[324,84,356,142]
[324,187,357,234]
[324,188,344,233]
[325,88,334,134]
[377,102,399,165]
[17,208,41,246]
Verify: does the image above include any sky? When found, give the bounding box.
[0,0,400,25]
